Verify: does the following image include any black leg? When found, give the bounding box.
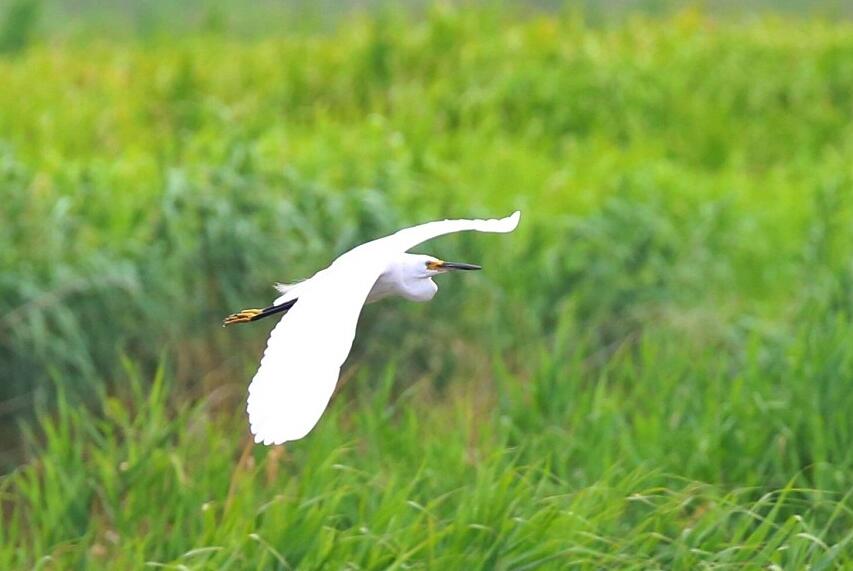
[223,298,298,326]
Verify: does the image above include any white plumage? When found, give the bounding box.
[244,211,521,445]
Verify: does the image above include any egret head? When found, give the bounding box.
[389,254,481,302]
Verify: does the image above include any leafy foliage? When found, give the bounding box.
[0,7,851,569]
[0,0,40,55]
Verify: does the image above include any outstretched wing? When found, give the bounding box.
[247,256,385,444]
[359,210,521,257]
[247,211,521,445]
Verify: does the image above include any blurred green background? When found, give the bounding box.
[1,1,852,569]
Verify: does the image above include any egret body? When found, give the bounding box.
[225,211,521,445]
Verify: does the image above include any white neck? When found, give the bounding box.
[366,253,438,303]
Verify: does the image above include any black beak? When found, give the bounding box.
[439,261,482,271]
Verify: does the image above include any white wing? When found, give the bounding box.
[357,209,521,256]
[247,211,521,444]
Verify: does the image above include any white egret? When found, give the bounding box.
[224,211,521,445]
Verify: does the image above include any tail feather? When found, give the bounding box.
[274,282,297,294]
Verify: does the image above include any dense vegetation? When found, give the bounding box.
[1,6,852,569]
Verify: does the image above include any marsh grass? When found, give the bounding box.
[0,7,852,568]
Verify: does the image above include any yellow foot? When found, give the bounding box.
[223,308,262,326]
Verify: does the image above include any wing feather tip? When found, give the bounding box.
[251,432,291,446]
[250,416,299,446]
[503,210,521,231]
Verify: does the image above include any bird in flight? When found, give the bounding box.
[224,211,521,445]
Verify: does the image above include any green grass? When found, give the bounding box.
[1,6,852,569]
